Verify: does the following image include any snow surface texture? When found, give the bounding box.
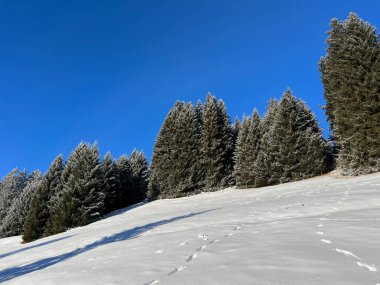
[0,173,380,284]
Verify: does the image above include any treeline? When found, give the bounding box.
[320,13,380,175]
[0,13,378,243]
[148,90,333,200]
[0,143,149,242]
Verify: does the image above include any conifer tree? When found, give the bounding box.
[23,155,64,241]
[254,99,279,187]
[148,101,184,199]
[149,101,203,198]
[0,168,28,227]
[0,171,42,238]
[51,142,104,232]
[202,93,234,190]
[269,90,327,184]
[129,149,149,203]
[100,152,120,214]
[320,13,380,174]
[235,111,261,188]
[232,117,241,151]
[117,155,133,208]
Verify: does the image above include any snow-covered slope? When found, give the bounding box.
[1,173,380,285]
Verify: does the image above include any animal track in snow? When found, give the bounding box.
[144,279,160,285]
[180,241,188,246]
[186,253,197,262]
[198,233,208,240]
[356,262,377,272]
[234,226,241,231]
[167,266,186,276]
[196,245,207,251]
[335,248,361,260]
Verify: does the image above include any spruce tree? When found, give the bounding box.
[129,149,149,203]
[100,152,120,214]
[320,13,380,174]
[148,101,184,199]
[254,99,279,187]
[235,111,261,188]
[0,171,42,238]
[23,155,64,242]
[149,101,203,198]
[51,142,104,232]
[0,168,28,227]
[202,93,234,190]
[117,155,134,208]
[269,90,327,184]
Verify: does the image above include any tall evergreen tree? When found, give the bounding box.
[129,149,149,203]
[148,101,184,199]
[149,101,203,198]
[22,155,64,242]
[0,168,28,227]
[0,171,42,238]
[51,142,104,232]
[100,152,120,214]
[235,111,261,188]
[254,99,279,187]
[320,13,380,174]
[268,90,327,184]
[202,93,234,190]
[117,155,134,208]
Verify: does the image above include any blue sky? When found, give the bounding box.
[1,0,379,177]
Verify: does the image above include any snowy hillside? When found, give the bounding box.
[0,173,380,285]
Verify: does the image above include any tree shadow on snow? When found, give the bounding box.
[0,235,74,260]
[0,209,215,283]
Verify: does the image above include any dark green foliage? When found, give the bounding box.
[270,90,327,183]
[231,117,241,151]
[149,102,182,200]
[149,101,203,199]
[51,142,104,232]
[256,90,327,186]
[23,155,64,242]
[254,99,279,187]
[320,13,380,174]
[235,111,261,188]
[202,94,234,190]
[129,149,149,203]
[117,155,134,208]
[100,152,120,214]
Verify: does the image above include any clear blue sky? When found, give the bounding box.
[1,0,379,178]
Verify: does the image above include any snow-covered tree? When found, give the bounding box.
[148,101,184,199]
[202,93,234,190]
[51,142,104,232]
[320,13,380,174]
[0,168,28,227]
[116,155,133,208]
[264,90,327,184]
[129,149,149,203]
[235,111,261,188]
[149,101,203,199]
[0,171,42,238]
[100,152,120,214]
[254,99,279,187]
[23,155,64,242]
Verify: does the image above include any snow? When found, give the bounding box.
[1,173,380,284]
